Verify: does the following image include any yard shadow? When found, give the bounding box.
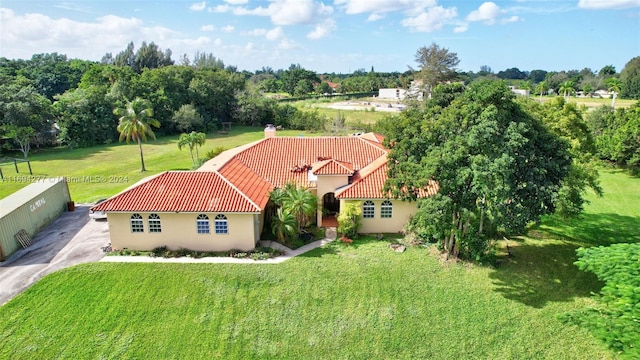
[489,240,602,308]
[539,212,640,246]
[490,212,640,308]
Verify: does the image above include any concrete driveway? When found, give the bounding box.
[0,205,109,306]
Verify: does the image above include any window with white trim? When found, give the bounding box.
[381,200,393,218]
[148,213,161,233]
[130,213,144,233]
[197,214,210,234]
[214,214,228,234]
[363,200,375,218]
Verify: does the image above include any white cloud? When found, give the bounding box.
[209,4,231,13]
[221,25,235,32]
[190,2,206,11]
[0,9,171,59]
[501,15,520,23]
[224,0,248,4]
[334,0,436,15]
[367,13,384,21]
[247,28,267,36]
[278,38,300,50]
[214,38,223,46]
[307,18,336,39]
[453,25,468,33]
[200,24,216,31]
[466,2,501,24]
[401,6,458,32]
[577,0,640,9]
[232,0,333,25]
[266,27,285,41]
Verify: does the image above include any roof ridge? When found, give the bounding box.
[214,169,262,212]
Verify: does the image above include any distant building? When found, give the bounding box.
[378,81,423,101]
[508,86,530,96]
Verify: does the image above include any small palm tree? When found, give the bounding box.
[558,81,575,100]
[535,81,547,103]
[114,97,160,172]
[177,131,207,167]
[193,131,206,160]
[606,77,622,109]
[282,187,318,233]
[271,208,297,244]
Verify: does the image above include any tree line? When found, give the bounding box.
[1,41,639,158]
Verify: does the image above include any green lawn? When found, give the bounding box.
[0,126,311,203]
[1,169,638,359]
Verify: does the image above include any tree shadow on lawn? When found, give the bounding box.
[490,212,640,308]
[490,240,602,309]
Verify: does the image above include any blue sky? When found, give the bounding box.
[1,0,639,74]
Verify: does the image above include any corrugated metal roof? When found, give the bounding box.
[92,171,263,213]
[0,178,66,217]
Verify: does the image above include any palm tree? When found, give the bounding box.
[281,187,318,233]
[558,81,575,100]
[535,81,547,103]
[193,131,206,160]
[177,133,196,166]
[177,131,207,167]
[271,208,297,244]
[114,97,160,172]
[606,77,622,109]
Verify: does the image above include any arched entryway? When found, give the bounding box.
[322,192,340,227]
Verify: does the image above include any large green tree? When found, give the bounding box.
[620,56,640,99]
[114,97,160,172]
[385,80,572,261]
[519,97,602,217]
[414,43,460,96]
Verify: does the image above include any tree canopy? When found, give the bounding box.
[413,43,460,96]
[384,80,572,261]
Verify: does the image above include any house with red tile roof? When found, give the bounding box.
[93,127,438,252]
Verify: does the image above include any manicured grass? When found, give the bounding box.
[0,126,311,203]
[292,99,396,126]
[1,169,637,358]
[539,96,636,109]
[0,242,614,359]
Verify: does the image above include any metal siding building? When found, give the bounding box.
[0,178,71,261]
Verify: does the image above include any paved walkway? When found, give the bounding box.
[0,206,109,306]
[101,227,337,264]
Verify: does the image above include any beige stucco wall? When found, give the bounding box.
[106,212,260,252]
[315,175,349,224]
[340,199,417,234]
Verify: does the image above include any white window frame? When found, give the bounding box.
[130,213,144,233]
[148,213,161,233]
[381,200,393,218]
[363,200,375,219]
[197,214,210,234]
[214,214,228,234]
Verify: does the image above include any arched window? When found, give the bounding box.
[148,213,161,233]
[363,200,375,218]
[381,200,393,218]
[197,214,210,234]
[130,213,144,233]
[214,214,228,234]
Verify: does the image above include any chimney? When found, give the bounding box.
[264,124,276,139]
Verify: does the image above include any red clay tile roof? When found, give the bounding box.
[225,136,387,188]
[311,159,354,175]
[92,171,265,213]
[336,155,439,199]
[217,158,272,209]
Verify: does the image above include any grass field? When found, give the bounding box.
[541,96,636,110]
[0,168,637,359]
[0,126,311,203]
